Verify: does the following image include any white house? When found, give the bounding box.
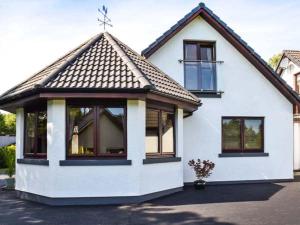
[276,50,300,170]
[0,3,300,205]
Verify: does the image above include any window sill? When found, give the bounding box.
[189,91,223,98]
[59,159,132,166]
[218,153,269,158]
[143,157,181,164]
[17,158,49,166]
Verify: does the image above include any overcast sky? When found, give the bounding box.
[0,0,300,96]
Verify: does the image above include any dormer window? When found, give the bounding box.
[183,41,217,92]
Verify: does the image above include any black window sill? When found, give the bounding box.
[218,153,269,158]
[189,91,223,98]
[17,158,49,166]
[143,157,181,164]
[59,159,132,166]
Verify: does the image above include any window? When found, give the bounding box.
[184,41,216,91]
[146,106,175,157]
[24,109,47,158]
[67,102,126,158]
[222,117,264,153]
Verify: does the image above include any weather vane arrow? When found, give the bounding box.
[98,5,112,31]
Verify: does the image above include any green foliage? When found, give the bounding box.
[268,53,282,70]
[0,145,15,176]
[0,112,16,136]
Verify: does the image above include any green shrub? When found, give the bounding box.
[0,145,15,171]
[4,145,15,177]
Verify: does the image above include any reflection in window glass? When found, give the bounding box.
[68,107,95,156]
[37,112,47,154]
[98,107,125,155]
[222,119,241,150]
[145,110,159,154]
[162,112,174,153]
[25,113,36,155]
[244,119,262,150]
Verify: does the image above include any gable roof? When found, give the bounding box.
[142,3,300,106]
[0,32,199,106]
[276,50,300,74]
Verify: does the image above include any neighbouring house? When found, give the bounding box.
[276,50,300,170]
[0,3,299,205]
[0,135,15,147]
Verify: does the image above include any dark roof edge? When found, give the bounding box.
[103,32,153,90]
[141,2,300,106]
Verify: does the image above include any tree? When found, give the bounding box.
[0,112,16,136]
[268,53,282,70]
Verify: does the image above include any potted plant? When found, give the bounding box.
[4,146,15,189]
[188,159,215,190]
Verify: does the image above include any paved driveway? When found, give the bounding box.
[1,179,300,225]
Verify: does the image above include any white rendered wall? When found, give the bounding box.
[140,108,184,194]
[294,123,300,170]
[148,16,294,182]
[280,60,300,90]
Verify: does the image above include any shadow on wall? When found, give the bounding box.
[0,191,234,225]
[149,183,284,206]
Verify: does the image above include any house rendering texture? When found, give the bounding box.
[0,3,300,205]
[276,50,300,170]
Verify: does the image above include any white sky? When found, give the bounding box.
[0,0,300,96]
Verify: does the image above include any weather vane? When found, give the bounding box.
[98,5,112,31]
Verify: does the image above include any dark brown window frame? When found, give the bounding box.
[183,40,217,92]
[66,100,127,160]
[23,107,47,159]
[222,116,264,153]
[146,103,176,158]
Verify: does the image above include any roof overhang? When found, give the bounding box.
[0,88,200,113]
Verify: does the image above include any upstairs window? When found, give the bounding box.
[184,41,216,91]
[24,108,47,158]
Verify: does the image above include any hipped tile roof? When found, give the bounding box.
[0,32,199,105]
[282,50,300,67]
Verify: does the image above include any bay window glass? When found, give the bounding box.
[146,106,175,157]
[24,109,47,158]
[98,107,125,155]
[67,103,126,158]
[68,107,95,156]
[222,117,264,153]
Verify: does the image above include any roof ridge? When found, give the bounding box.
[106,32,199,102]
[35,33,103,88]
[103,32,153,89]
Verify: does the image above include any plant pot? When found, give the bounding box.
[5,177,15,189]
[194,180,206,190]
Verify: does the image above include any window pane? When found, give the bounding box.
[200,46,213,61]
[244,119,263,150]
[200,63,216,90]
[25,113,36,154]
[185,44,197,60]
[146,109,159,154]
[185,62,199,90]
[162,112,174,153]
[36,111,47,154]
[68,107,95,156]
[98,107,125,155]
[222,119,241,150]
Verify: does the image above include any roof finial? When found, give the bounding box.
[199,2,205,7]
[97,4,112,31]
